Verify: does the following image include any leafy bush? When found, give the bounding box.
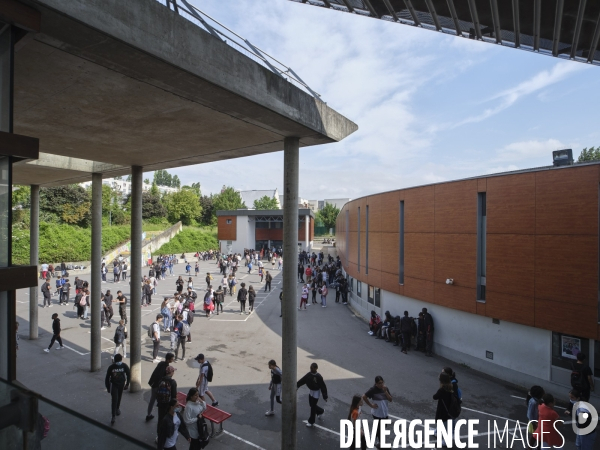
[155,228,217,255]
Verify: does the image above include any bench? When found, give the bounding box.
[177,392,232,437]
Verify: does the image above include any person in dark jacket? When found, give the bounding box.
[44,313,64,352]
[416,312,426,352]
[433,372,454,446]
[213,286,224,315]
[248,285,256,313]
[237,282,248,315]
[423,307,435,356]
[157,399,191,450]
[297,362,328,427]
[146,352,175,422]
[41,280,52,307]
[105,353,130,424]
[156,366,178,435]
[399,311,412,354]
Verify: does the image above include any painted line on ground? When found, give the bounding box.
[510,394,565,410]
[302,420,340,435]
[222,430,266,449]
[61,344,89,356]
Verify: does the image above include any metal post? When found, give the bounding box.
[90,173,102,372]
[129,166,143,392]
[29,185,39,340]
[282,137,299,450]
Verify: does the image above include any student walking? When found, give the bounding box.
[156,366,178,436]
[182,388,208,450]
[320,283,328,308]
[146,353,175,422]
[362,376,393,433]
[41,280,52,307]
[265,359,282,416]
[113,320,127,359]
[264,271,272,292]
[213,286,224,315]
[195,354,219,406]
[299,284,308,310]
[105,354,130,424]
[173,315,188,362]
[121,262,127,281]
[532,394,563,449]
[297,362,328,427]
[157,399,191,450]
[248,285,256,313]
[44,313,64,352]
[151,314,163,362]
[237,282,248,315]
[347,395,367,450]
[59,278,70,305]
[116,291,127,325]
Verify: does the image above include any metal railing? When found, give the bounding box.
[159,0,323,100]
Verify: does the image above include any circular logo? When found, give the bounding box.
[572,401,598,436]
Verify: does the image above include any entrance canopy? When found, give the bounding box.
[294,0,600,65]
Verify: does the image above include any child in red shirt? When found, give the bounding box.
[533,393,564,448]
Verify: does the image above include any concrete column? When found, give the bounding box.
[90,173,102,372]
[129,166,143,392]
[282,136,299,450]
[304,214,309,251]
[29,185,39,340]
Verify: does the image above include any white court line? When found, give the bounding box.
[222,430,266,449]
[302,420,340,435]
[62,344,89,356]
[510,395,565,410]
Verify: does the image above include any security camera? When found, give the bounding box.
[446,279,454,285]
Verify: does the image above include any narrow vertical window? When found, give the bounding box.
[357,207,361,272]
[399,200,404,285]
[477,193,487,301]
[365,205,369,274]
[345,210,349,264]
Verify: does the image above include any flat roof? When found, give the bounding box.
[217,209,315,218]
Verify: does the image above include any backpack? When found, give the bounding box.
[571,363,590,390]
[156,378,172,404]
[79,295,87,306]
[181,322,191,337]
[187,313,194,325]
[452,380,463,401]
[197,417,210,448]
[202,361,214,382]
[114,326,126,344]
[148,322,156,339]
[444,392,462,419]
[149,269,155,277]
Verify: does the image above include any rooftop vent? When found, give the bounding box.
[552,149,573,167]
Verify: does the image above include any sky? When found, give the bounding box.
[166,0,600,201]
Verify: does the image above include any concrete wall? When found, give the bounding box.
[347,280,557,392]
[146,222,183,258]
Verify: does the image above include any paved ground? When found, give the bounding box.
[14,255,587,449]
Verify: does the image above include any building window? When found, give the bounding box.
[399,200,404,285]
[477,193,487,301]
[552,332,589,371]
[226,219,232,225]
[357,207,361,272]
[345,210,349,262]
[365,205,369,274]
[368,285,374,304]
[375,288,381,308]
[357,281,362,298]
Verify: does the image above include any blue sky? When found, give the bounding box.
[172,0,600,200]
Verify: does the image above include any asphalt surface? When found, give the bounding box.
[14,254,589,449]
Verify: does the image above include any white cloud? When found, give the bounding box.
[493,138,566,163]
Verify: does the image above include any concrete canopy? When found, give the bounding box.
[12,0,357,186]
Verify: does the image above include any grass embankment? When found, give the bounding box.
[12,223,131,265]
[155,227,217,255]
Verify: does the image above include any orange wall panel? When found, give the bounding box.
[217,216,236,241]
[434,180,478,234]
[367,195,383,233]
[535,235,597,307]
[405,233,434,281]
[404,186,435,233]
[379,191,400,233]
[404,277,434,304]
[433,283,477,314]
[536,166,598,235]
[380,270,402,296]
[487,173,535,235]
[367,232,382,272]
[434,233,477,288]
[486,234,535,298]
[485,291,535,327]
[380,232,399,275]
[478,178,487,192]
[535,298,597,339]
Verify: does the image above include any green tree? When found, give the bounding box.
[253,195,279,210]
[213,186,246,214]
[40,185,91,226]
[182,182,201,196]
[578,146,600,162]
[316,202,340,230]
[164,189,201,225]
[12,185,30,209]
[142,191,166,220]
[125,175,131,182]
[172,175,181,189]
[143,178,150,185]
[199,194,216,226]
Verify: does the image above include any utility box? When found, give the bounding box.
[552,149,573,166]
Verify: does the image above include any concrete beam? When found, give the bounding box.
[129,166,143,392]
[90,173,102,372]
[29,184,39,340]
